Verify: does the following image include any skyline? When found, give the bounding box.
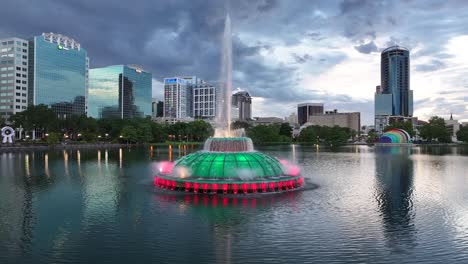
[1,0,467,124]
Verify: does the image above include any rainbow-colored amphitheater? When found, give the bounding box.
[379,129,412,144]
[154,137,304,194]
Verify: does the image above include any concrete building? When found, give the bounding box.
[298,103,323,125]
[88,65,152,119]
[163,77,192,119]
[307,110,361,133]
[375,45,414,134]
[29,32,89,118]
[193,83,216,119]
[232,90,252,121]
[0,38,29,120]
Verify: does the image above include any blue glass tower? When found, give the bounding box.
[28,33,88,117]
[88,65,152,119]
[380,46,413,116]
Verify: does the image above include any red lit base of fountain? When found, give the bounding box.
[154,176,304,194]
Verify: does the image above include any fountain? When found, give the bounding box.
[154,14,304,194]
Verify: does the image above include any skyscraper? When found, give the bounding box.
[193,83,216,119]
[232,90,252,121]
[163,77,193,119]
[28,32,88,118]
[0,38,29,120]
[297,103,323,125]
[375,45,414,133]
[380,45,412,116]
[88,65,152,119]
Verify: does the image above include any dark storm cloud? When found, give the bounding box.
[1,0,468,121]
[354,41,378,54]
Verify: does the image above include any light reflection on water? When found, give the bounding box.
[0,145,468,263]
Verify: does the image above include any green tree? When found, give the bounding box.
[456,125,468,143]
[419,116,451,143]
[246,125,280,144]
[367,129,378,143]
[121,125,138,143]
[297,126,319,143]
[137,124,153,143]
[151,123,168,143]
[188,120,214,141]
[279,123,292,138]
[46,132,61,144]
[9,104,57,136]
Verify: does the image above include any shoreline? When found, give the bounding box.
[1,141,466,153]
[0,143,125,153]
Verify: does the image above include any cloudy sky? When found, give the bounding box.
[1,0,467,124]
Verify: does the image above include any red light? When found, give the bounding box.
[298,177,304,186]
[288,165,300,176]
[251,183,257,193]
[193,182,199,193]
[222,184,228,194]
[211,183,218,193]
[278,181,283,190]
[269,182,275,191]
[232,184,239,194]
[171,180,177,190]
[202,183,209,193]
[158,161,174,174]
[261,182,267,192]
[184,182,192,192]
[242,183,248,194]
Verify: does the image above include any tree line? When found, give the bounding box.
[3,105,213,144]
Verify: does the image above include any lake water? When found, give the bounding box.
[1,145,468,264]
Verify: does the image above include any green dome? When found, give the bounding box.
[173,151,285,180]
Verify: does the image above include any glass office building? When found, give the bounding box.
[88,65,152,119]
[380,46,413,117]
[29,33,88,117]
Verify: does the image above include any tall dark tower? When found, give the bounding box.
[380,46,412,116]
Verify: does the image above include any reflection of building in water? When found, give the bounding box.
[0,153,34,257]
[374,146,415,251]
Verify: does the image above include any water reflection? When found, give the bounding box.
[374,146,416,252]
[154,191,304,263]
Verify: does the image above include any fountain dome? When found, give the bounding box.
[154,137,303,194]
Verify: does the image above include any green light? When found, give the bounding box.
[174,152,285,179]
[57,45,64,50]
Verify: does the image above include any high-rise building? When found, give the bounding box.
[28,32,88,118]
[0,38,29,120]
[152,98,164,118]
[232,90,252,121]
[193,83,216,119]
[163,77,192,119]
[88,65,152,119]
[297,103,323,125]
[375,45,414,133]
